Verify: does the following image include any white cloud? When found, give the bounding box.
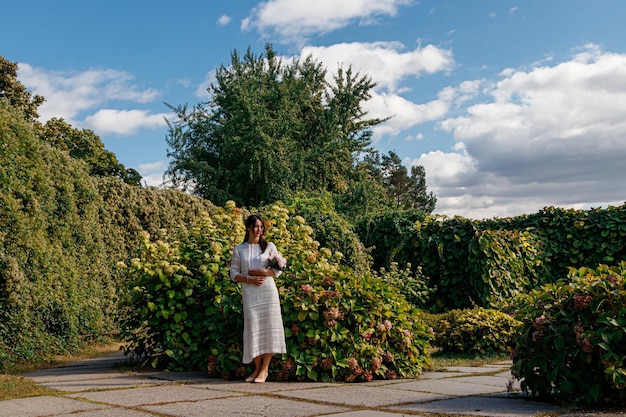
[195,69,217,99]
[244,0,413,43]
[136,161,168,187]
[83,109,172,136]
[301,42,454,92]
[414,45,626,219]
[137,161,167,174]
[367,91,450,137]
[299,42,455,138]
[141,172,167,188]
[16,63,170,137]
[17,63,160,124]
[217,14,232,26]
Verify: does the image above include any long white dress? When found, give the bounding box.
[230,242,287,364]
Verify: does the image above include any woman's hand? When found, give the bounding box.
[248,268,274,277]
[248,275,265,286]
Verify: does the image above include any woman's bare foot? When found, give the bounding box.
[254,371,268,383]
[245,371,259,382]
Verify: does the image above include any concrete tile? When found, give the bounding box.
[388,378,508,396]
[276,384,449,407]
[324,411,411,417]
[418,370,467,379]
[0,396,105,417]
[442,365,507,373]
[190,379,337,393]
[451,375,516,388]
[68,384,243,407]
[55,410,153,417]
[38,374,171,392]
[141,395,349,417]
[390,395,563,417]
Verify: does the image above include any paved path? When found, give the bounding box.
[0,353,611,417]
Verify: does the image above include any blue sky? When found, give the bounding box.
[2,0,625,219]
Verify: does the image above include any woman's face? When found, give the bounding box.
[248,218,264,239]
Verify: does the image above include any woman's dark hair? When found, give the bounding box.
[243,214,268,252]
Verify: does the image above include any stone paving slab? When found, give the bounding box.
[449,374,519,390]
[389,394,564,417]
[0,395,106,417]
[36,374,171,392]
[275,384,450,407]
[189,379,338,393]
[54,409,153,417]
[68,384,244,407]
[14,353,626,417]
[444,365,508,373]
[140,394,349,417]
[388,377,511,396]
[324,411,413,417]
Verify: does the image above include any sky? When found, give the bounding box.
[2,0,625,220]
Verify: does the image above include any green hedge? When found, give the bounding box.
[357,204,626,312]
[0,101,219,369]
[1,102,114,366]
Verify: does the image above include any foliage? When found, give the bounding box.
[165,43,387,208]
[499,205,626,283]
[41,118,141,186]
[468,229,547,308]
[380,151,436,211]
[0,99,218,370]
[0,56,139,185]
[355,208,427,271]
[0,56,44,122]
[412,216,478,310]
[0,102,115,367]
[287,192,371,273]
[373,263,434,310]
[432,308,521,355]
[377,204,626,312]
[511,262,626,406]
[120,202,433,381]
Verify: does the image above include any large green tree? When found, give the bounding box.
[165,44,387,208]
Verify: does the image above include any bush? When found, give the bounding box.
[512,262,626,406]
[374,262,434,310]
[287,192,371,274]
[433,307,521,355]
[120,202,433,381]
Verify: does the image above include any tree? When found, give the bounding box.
[407,164,437,212]
[165,43,387,207]
[380,151,436,212]
[0,56,44,122]
[41,118,142,186]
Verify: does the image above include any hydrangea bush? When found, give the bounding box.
[120,201,433,381]
[511,262,626,406]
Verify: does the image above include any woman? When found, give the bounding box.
[230,214,286,383]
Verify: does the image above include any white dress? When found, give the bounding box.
[230,242,287,364]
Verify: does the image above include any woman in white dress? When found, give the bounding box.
[230,214,286,383]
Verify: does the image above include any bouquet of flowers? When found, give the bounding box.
[268,252,287,271]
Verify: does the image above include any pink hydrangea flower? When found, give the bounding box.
[268,252,287,270]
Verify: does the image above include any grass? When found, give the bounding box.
[426,347,511,371]
[0,342,123,401]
